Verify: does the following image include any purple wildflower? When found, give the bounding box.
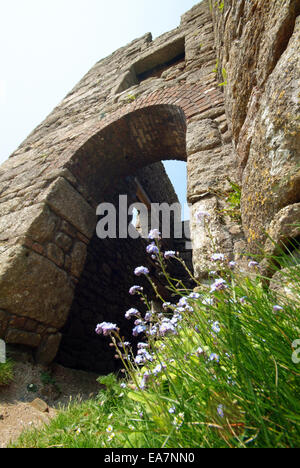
[195,210,211,223]
[189,292,200,299]
[273,305,283,312]
[159,321,177,336]
[137,349,153,362]
[146,243,159,255]
[125,308,140,320]
[134,266,149,276]
[210,278,228,293]
[217,404,224,418]
[134,355,145,365]
[202,297,214,306]
[144,312,152,322]
[139,371,151,390]
[164,251,176,259]
[148,229,161,240]
[148,325,158,336]
[134,318,144,326]
[132,324,146,337]
[211,253,225,262]
[211,321,221,334]
[137,342,148,349]
[177,297,188,307]
[118,341,131,348]
[129,285,143,296]
[248,260,259,268]
[209,353,220,363]
[152,363,166,376]
[95,322,118,336]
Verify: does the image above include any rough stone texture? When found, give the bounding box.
[35,333,62,366]
[260,203,300,276]
[211,0,300,255]
[0,0,298,369]
[269,266,300,302]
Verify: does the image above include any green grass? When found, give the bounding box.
[0,359,14,387]
[11,248,300,448]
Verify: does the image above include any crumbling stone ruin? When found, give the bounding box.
[0,0,299,372]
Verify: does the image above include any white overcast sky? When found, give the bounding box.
[0,0,201,215]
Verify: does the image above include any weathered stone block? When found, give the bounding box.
[40,177,96,239]
[0,203,57,243]
[30,398,49,413]
[35,333,62,366]
[55,232,73,252]
[186,119,221,155]
[70,241,87,278]
[5,328,41,347]
[241,16,300,251]
[46,243,64,268]
[190,197,233,278]
[0,245,74,329]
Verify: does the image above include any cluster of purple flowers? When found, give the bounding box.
[129,285,143,296]
[125,308,140,320]
[211,253,225,262]
[134,266,149,276]
[164,251,176,259]
[93,226,230,401]
[132,324,147,337]
[134,342,154,365]
[95,322,118,336]
[159,318,178,337]
[273,305,283,312]
[211,321,221,334]
[209,353,220,363]
[210,278,228,293]
[146,243,159,256]
[148,229,161,240]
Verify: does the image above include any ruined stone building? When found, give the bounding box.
[0,0,299,372]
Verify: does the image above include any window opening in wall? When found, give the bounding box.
[137,51,185,81]
[116,37,185,93]
[136,36,185,83]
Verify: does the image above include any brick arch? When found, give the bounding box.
[54,83,223,172]
[65,104,187,205]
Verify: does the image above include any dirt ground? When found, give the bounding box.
[0,356,102,448]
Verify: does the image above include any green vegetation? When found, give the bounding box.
[218,67,228,87]
[212,60,228,87]
[12,229,300,448]
[126,94,136,103]
[212,59,219,74]
[0,359,14,387]
[209,0,225,13]
[220,179,242,221]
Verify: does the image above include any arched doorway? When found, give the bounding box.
[54,105,189,372]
